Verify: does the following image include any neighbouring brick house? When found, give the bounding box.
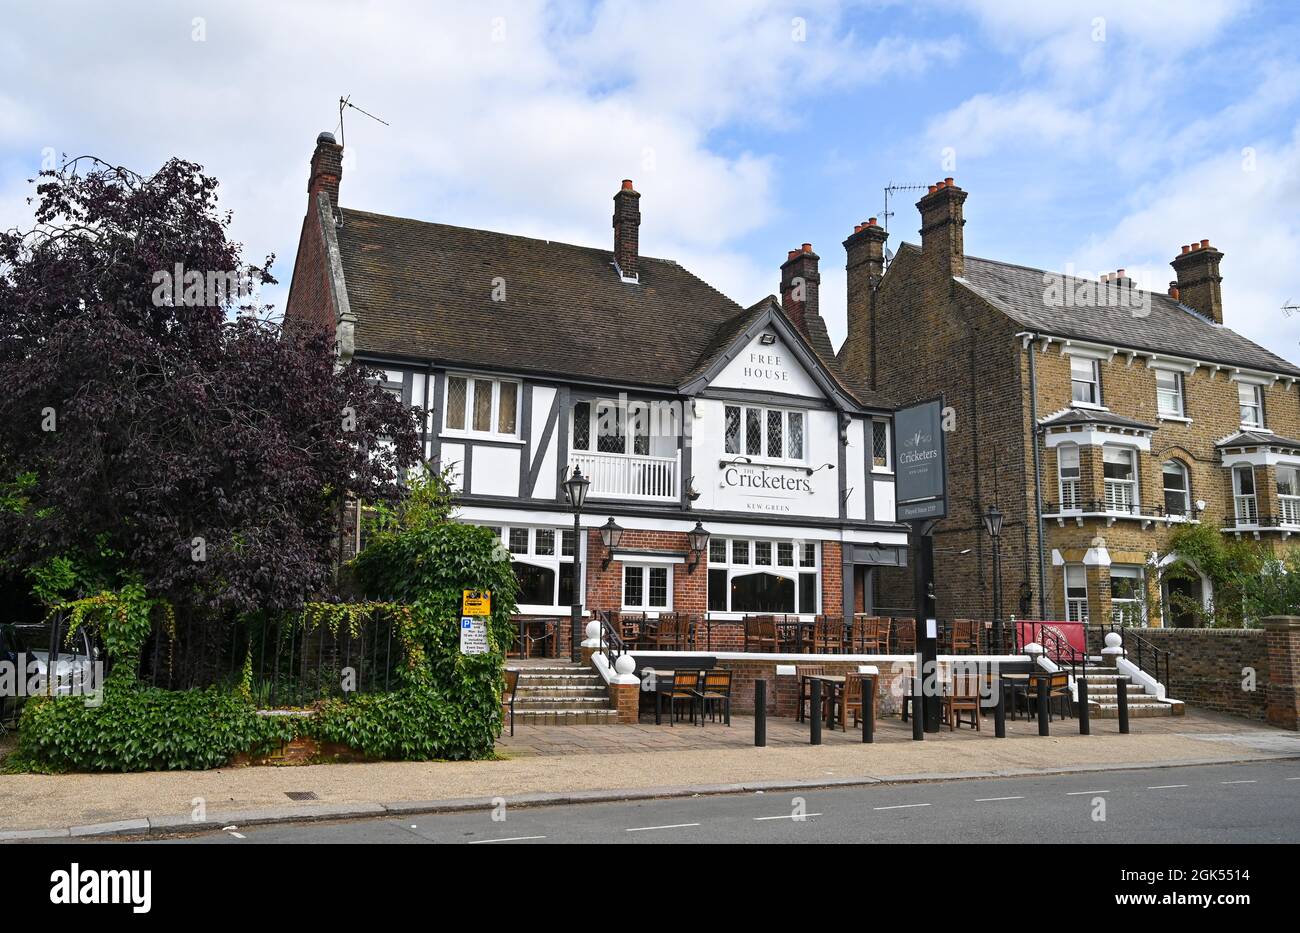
[285,132,909,652]
[838,179,1300,628]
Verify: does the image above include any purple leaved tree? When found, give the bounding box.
[0,156,421,643]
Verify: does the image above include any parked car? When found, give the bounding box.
[0,621,98,724]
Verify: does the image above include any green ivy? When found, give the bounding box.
[1153,523,1300,627]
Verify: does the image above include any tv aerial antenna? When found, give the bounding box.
[1283,301,1299,318]
[336,95,390,147]
[880,183,928,269]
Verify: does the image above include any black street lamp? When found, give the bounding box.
[563,468,591,661]
[599,517,624,569]
[686,521,710,573]
[982,505,1005,653]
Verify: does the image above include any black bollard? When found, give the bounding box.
[863,681,874,744]
[1078,676,1090,735]
[911,677,924,741]
[810,678,823,745]
[994,675,1006,738]
[1116,676,1130,734]
[754,678,767,747]
[1036,673,1050,736]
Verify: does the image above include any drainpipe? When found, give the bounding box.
[1022,332,1048,619]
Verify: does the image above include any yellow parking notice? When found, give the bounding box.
[462,589,491,616]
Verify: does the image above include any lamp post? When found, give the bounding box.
[563,468,590,662]
[982,504,1005,653]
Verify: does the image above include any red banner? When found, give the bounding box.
[1015,620,1086,655]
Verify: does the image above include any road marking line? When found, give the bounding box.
[468,835,546,844]
[1286,777,1300,781]
[753,813,823,821]
[1066,791,1109,796]
[1221,780,1257,785]
[1147,784,1188,789]
[872,803,931,811]
[975,796,1023,802]
[626,823,700,832]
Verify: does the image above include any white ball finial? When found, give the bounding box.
[1024,642,1044,657]
[1104,631,1122,649]
[614,654,636,676]
[585,620,601,640]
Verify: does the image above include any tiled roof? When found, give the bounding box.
[1217,430,1300,450]
[897,244,1300,378]
[1039,408,1156,431]
[337,208,749,388]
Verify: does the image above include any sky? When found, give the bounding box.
[3,0,1300,363]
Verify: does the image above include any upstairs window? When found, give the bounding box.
[1155,370,1185,418]
[1162,459,1190,517]
[871,419,891,470]
[1057,444,1080,511]
[571,400,650,455]
[1102,446,1138,513]
[725,405,806,463]
[1238,382,1264,428]
[445,375,519,437]
[1070,356,1101,406]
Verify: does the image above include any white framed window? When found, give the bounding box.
[570,399,652,456]
[1057,444,1080,511]
[707,537,819,615]
[723,405,806,462]
[1162,459,1191,517]
[1070,356,1101,406]
[871,419,891,471]
[1233,465,1258,524]
[1064,564,1089,623]
[1238,382,1264,428]
[445,375,519,438]
[622,565,671,611]
[1278,466,1300,525]
[1109,565,1145,625]
[1155,369,1185,418]
[478,524,577,609]
[1102,446,1138,513]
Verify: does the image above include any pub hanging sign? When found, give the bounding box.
[893,397,948,522]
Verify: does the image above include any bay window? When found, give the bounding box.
[1057,444,1080,511]
[1233,465,1258,524]
[445,375,519,437]
[1064,564,1089,622]
[1278,466,1300,525]
[707,537,819,614]
[1102,446,1138,513]
[480,525,576,608]
[724,405,806,462]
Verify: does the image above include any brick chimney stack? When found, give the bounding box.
[308,131,344,215]
[1170,239,1224,324]
[916,178,966,279]
[842,218,888,388]
[612,179,641,281]
[780,243,822,341]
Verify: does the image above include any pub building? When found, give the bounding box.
[286,132,909,655]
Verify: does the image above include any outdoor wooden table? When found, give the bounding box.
[1000,672,1032,719]
[803,673,846,729]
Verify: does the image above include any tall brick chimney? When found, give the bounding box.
[780,243,822,341]
[916,178,966,279]
[309,131,344,216]
[842,218,888,388]
[1170,239,1224,324]
[612,179,641,280]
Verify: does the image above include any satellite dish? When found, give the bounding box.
[884,247,895,262]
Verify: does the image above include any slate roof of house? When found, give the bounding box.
[1217,429,1300,450]
[891,243,1300,378]
[335,207,887,407]
[1039,408,1157,431]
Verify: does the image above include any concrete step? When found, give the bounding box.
[1090,702,1181,719]
[516,674,604,687]
[510,709,620,726]
[516,685,608,698]
[514,697,614,711]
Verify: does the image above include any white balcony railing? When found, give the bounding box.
[1235,494,1259,525]
[1280,494,1300,526]
[1104,481,1137,514]
[571,452,678,501]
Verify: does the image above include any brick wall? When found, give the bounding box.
[1137,628,1269,720]
[709,657,913,716]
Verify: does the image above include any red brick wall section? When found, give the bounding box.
[710,657,914,717]
[1262,616,1300,730]
[584,528,705,617]
[822,542,843,620]
[611,681,639,724]
[284,193,336,335]
[1137,628,1270,721]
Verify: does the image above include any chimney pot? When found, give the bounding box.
[944,177,954,186]
[867,217,877,226]
[1168,282,1180,300]
[802,242,813,254]
[1181,244,1190,254]
[928,184,938,193]
[1101,273,1110,282]
[1117,268,1126,278]
[787,249,799,260]
[1200,238,1210,249]
[621,179,634,190]
[853,224,863,234]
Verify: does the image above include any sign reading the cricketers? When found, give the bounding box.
[893,398,948,521]
[462,589,491,616]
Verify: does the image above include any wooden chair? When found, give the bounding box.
[949,619,979,654]
[1026,671,1072,720]
[663,669,702,725]
[811,616,845,654]
[852,616,890,653]
[649,613,686,651]
[842,672,881,729]
[892,617,917,654]
[945,668,981,731]
[795,665,828,722]
[745,616,779,653]
[503,669,520,736]
[696,669,733,726]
